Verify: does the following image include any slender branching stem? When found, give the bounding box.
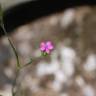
[0,5,32,96]
[12,69,20,96]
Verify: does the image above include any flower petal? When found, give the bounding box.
[40,42,46,51]
[40,47,45,51]
[46,41,52,46]
[45,48,50,54]
[48,45,54,50]
[46,41,54,50]
[40,42,45,47]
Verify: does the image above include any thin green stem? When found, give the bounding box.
[1,23,21,69]
[12,69,20,96]
[0,11,21,96]
[21,58,32,69]
[1,23,21,96]
[0,5,33,96]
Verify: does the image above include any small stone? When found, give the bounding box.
[60,8,75,28]
[82,85,95,96]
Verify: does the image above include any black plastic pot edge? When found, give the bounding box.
[0,0,96,37]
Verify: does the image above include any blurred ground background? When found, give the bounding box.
[0,1,96,96]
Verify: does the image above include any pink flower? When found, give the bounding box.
[40,41,54,54]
